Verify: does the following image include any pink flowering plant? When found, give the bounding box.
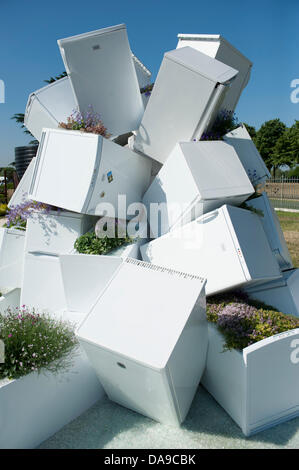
[0,306,78,380]
[59,105,110,137]
[207,292,299,351]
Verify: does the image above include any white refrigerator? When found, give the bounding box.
[133,46,238,164]
[244,268,299,317]
[58,24,144,136]
[24,77,77,142]
[245,192,293,271]
[77,257,208,425]
[29,128,152,215]
[8,158,36,209]
[0,228,25,289]
[141,205,282,295]
[176,34,252,113]
[24,210,97,255]
[142,140,254,237]
[20,252,67,313]
[224,124,271,186]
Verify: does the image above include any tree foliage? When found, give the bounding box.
[254,119,287,170]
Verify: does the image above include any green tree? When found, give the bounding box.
[272,120,299,169]
[254,119,287,174]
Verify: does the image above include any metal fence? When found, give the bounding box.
[265,177,299,211]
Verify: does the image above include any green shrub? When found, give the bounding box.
[74,230,134,256]
[207,292,299,351]
[0,307,79,380]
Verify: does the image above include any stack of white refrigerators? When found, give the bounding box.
[2,22,298,445]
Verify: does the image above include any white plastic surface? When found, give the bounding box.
[25,210,97,255]
[177,34,252,113]
[244,268,299,317]
[77,257,208,425]
[142,141,254,236]
[224,124,271,186]
[245,193,293,271]
[0,228,26,289]
[29,128,152,215]
[141,205,281,295]
[8,158,36,209]
[202,323,299,436]
[21,252,67,313]
[24,77,77,141]
[58,24,144,136]
[134,47,238,164]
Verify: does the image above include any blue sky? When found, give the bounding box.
[0,0,298,166]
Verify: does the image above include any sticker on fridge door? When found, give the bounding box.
[107,171,113,183]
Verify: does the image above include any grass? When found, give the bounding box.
[276,210,299,268]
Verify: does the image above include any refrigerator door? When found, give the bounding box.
[21,252,66,313]
[141,205,281,295]
[8,158,36,209]
[134,47,238,164]
[24,77,77,141]
[143,141,254,236]
[77,258,207,424]
[177,34,252,113]
[224,124,271,186]
[58,24,144,136]
[29,129,99,213]
[245,193,293,271]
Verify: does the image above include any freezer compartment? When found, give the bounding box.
[77,257,208,425]
[142,140,254,237]
[245,193,293,271]
[141,205,281,295]
[28,128,152,215]
[24,77,77,141]
[177,34,252,113]
[244,269,299,317]
[58,24,144,136]
[224,124,271,187]
[133,46,238,164]
[24,210,98,255]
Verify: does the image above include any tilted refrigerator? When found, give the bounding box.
[245,192,293,271]
[133,46,238,164]
[0,228,25,289]
[8,158,36,209]
[24,210,97,255]
[28,128,152,215]
[224,124,271,187]
[77,257,208,425]
[141,205,282,295]
[176,34,252,113]
[244,268,299,317]
[142,140,254,237]
[24,77,77,142]
[58,24,144,136]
